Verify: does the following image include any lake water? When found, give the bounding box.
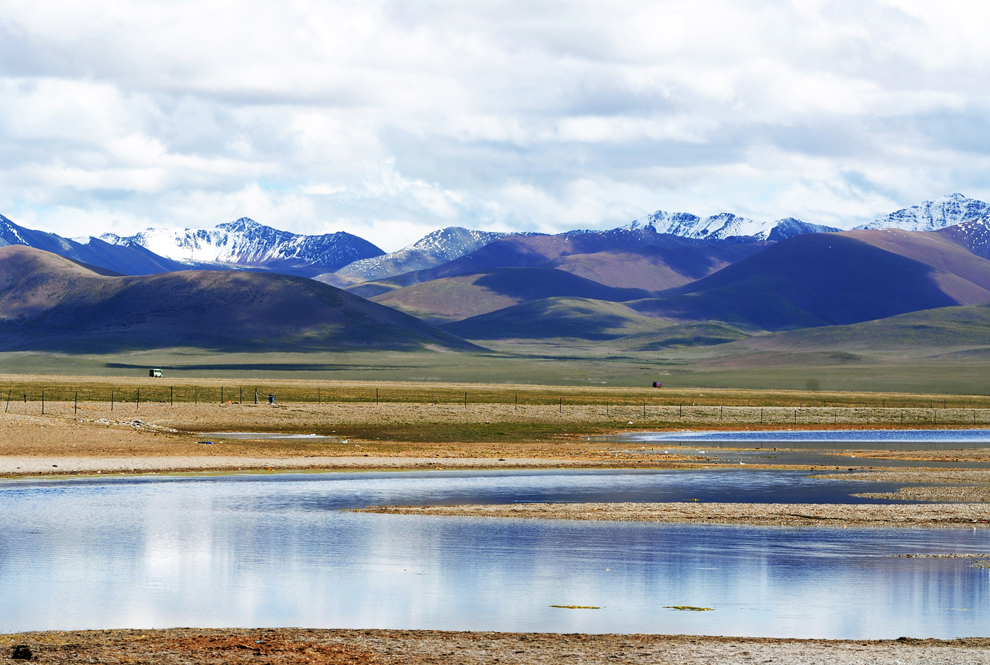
[2,470,989,639]
[607,428,990,450]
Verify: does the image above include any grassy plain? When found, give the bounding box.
[2,335,990,396]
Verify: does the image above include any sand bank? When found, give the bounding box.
[355,501,990,527]
[0,455,588,476]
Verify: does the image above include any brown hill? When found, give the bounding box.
[360,230,767,295]
[628,234,990,331]
[840,228,990,297]
[371,267,653,324]
[0,246,476,352]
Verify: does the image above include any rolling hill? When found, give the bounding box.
[351,229,767,298]
[370,268,653,323]
[442,296,752,348]
[442,297,675,340]
[715,303,990,363]
[628,234,990,331]
[0,246,476,352]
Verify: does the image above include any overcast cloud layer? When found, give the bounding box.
[2,0,989,250]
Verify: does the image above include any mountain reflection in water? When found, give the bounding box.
[1,470,987,638]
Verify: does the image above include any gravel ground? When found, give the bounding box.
[355,501,990,527]
[855,486,990,501]
[2,629,989,665]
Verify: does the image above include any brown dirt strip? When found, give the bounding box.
[1,628,988,665]
[354,501,990,528]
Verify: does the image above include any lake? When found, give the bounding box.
[2,469,988,638]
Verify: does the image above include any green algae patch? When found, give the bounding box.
[665,605,713,611]
[550,605,600,610]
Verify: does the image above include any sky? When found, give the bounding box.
[2,0,990,252]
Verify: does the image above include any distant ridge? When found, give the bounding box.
[317,227,507,287]
[855,193,990,232]
[1,214,188,275]
[102,218,384,277]
[627,211,841,242]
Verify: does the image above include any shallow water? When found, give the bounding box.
[1,470,988,638]
[610,428,990,450]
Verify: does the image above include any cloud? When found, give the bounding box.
[2,0,990,250]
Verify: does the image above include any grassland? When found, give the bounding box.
[2,345,990,396]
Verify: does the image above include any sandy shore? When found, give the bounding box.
[2,628,989,665]
[356,501,990,527]
[0,454,593,475]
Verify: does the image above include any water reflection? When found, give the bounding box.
[613,428,990,449]
[1,471,988,638]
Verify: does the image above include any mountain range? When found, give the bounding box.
[100,218,384,277]
[3,193,988,280]
[4,193,990,354]
[317,227,508,287]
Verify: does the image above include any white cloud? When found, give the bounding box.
[2,0,990,251]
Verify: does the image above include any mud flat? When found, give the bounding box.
[356,501,990,527]
[1,629,988,665]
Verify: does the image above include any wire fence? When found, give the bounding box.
[3,383,990,426]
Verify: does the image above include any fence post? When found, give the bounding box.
[111,389,114,411]
[170,386,173,406]
[41,389,44,415]
[137,388,140,410]
[74,392,78,415]
[4,389,10,413]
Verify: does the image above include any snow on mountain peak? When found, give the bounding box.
[99,219,383,274]
[627,210,776,241]
[331,226,508,282]
[855,193,990,232]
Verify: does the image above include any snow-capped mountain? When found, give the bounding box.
[101,218,384,277]
[1,214,185,275]
[318,227,507,286]
[627,211,839,241]
[855,193,990,232]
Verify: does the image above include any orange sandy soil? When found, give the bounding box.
[1,629,988,665]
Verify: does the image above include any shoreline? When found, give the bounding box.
[355,501,990,528]
[1,628,988,664]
